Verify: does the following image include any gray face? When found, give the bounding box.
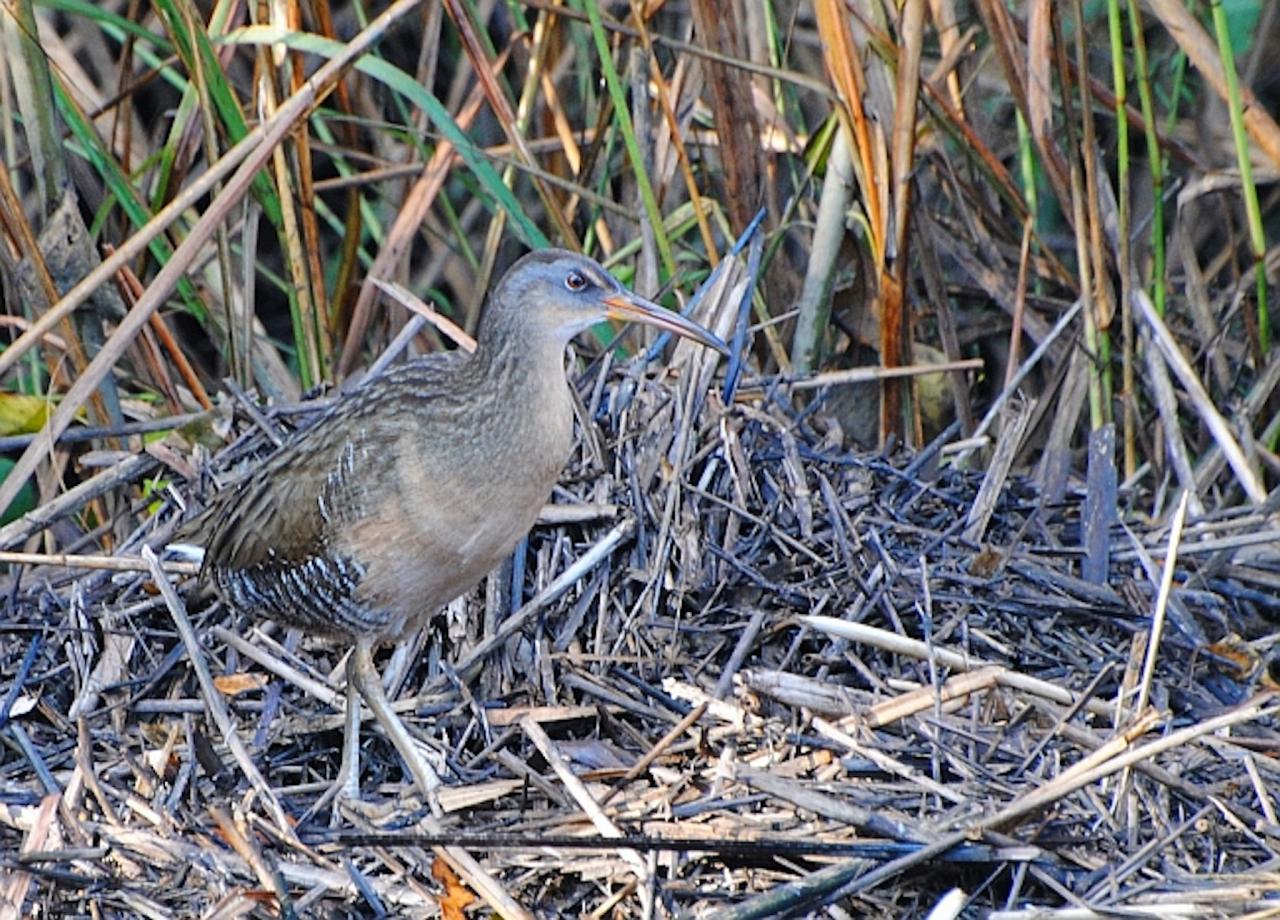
[483,248,729,354]
[493,250,625,339]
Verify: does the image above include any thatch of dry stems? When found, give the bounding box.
[2,251,1279,917]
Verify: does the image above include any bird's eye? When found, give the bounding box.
[565,270,588,292]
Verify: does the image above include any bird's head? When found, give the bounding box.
[485,249,729,355]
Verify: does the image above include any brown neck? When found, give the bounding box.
[439,330,575,490]
[469,317,568,400]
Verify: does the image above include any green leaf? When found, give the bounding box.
[0,458,37,526]
[220,26,549,250]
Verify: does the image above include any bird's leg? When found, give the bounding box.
[298,653,368,827]
[338,663,362,800]
[348,637,443,803]
[348,642,532,917]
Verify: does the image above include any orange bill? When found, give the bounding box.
[602,291,730,355]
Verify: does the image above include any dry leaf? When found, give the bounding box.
[213,672,269,697]
[432,856,476,920]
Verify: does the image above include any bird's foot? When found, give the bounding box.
[297,784,389,828]
[329,787,398,825]
[295,769,377,828]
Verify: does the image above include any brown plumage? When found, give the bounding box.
[182,248,726,812]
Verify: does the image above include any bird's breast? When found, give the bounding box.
[333,379,575,638]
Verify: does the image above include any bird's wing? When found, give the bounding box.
[192,418,387,636]
[196,352,470,575]
[199,423,357,573]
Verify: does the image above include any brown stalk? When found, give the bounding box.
[337,60,498,376]
[0,161,112,435]
[686,0,765,236]
[628,4,718,266]
[108,249,212,411]
[287,0,331,372]
[0,0,427,518]
[440,0,578,248]
[976,0,1072,227]
[886,0,926,444]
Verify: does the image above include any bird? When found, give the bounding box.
[180,248,728,812]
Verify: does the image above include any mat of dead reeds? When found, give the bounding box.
[4,299,1280,916]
